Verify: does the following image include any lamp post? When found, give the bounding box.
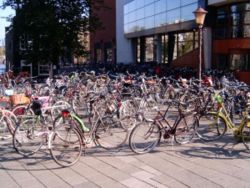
[193,7,207,86]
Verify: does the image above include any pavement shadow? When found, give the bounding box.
[175,135,250,160]
[0,141,65,171]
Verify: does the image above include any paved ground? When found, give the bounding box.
[1,132,250,188]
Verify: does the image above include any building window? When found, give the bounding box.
[105,48,113,63]
[124,0,198,34]
[96,49,102,63]
[145,37,154,62]
[214,2,250,39]
[230,54,250,71]
[19,35,26,50]
[162,34,168,64]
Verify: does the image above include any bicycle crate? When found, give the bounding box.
[10,94,30,106]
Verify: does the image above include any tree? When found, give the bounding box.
[1,0,104,68]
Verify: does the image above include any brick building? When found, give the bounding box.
[90,0,116,64]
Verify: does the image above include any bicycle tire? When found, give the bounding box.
[241,122,250,150]
[196,112,227,141]
[50,125,82,167]
[13,118,44,156]
[174,114,198,144]
[94,116,128,149]
[12,105,34,123]
[129,121,161,154]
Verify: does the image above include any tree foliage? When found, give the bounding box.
[1,0,104,65]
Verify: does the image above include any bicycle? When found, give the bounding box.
[13,106,83,167]
[53,96,130,151]
[129,101,198,154]
[196,93,250,150]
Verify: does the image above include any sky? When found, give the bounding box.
[0,0,15,46]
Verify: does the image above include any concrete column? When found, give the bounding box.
[116,0,134,64]
[203,27,212,70]
[140,37,145,63]
[156,35,162,64]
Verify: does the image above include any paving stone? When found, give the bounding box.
[121,177,153,188]
[52,167,89,187]
[152,174,188,188]
[0,170,19,188]
[73,181,100,188]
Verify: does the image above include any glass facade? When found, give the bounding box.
[124,0,198,34]
[214,2,250,39]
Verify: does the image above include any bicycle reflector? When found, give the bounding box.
[61,110,70,118]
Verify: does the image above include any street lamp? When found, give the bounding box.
[193,7,207,86]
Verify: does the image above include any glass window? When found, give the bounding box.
[130,21,138,32]
[167,9,180,24]
[124,4,129,14]
[167,0,180,10]
[127,12,136,23]
[232,26,244,38]
[244,25,250,37]
[216,14,227,26]
[136,19,145,31]
[231,13,241,26]
[214,28,228,39]
[145,4,155,17]
[96,49,102,63]
[217,6,228,15]
[161,35,168,64]
[155,0,167,14]
[136,8,144,20]
[145,37,154,62]
[230,54,250,71]
[181,3,197,21]
[181,0,197,6]
[124,24,129,33]
[137,38,141,63]
[135,0,145,9]
[145,0,155,6]
[105,48,113,63]
[129,1,136,12]
[145,16,155,29]
[231,3,250,13]
[243,12,250,24]
[155,13,167,27]
[178,41,193,56]
[124,15,128,24]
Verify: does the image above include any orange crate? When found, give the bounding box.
[10,94,30,106]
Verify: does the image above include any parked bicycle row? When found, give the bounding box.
[0,69,249,167]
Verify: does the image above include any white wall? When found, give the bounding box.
[116,0,134,64]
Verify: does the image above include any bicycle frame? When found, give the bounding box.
[211,102,248,135]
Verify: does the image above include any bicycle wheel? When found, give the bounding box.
[94,116,128,149]
[13,118,44,156]
[12,105,34,123]
[196,113,227,141]
[241,122,250,150]
[174,114,198,144]
[0,116,14,139]
[50,124,82,167]
[129,121,161,154]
